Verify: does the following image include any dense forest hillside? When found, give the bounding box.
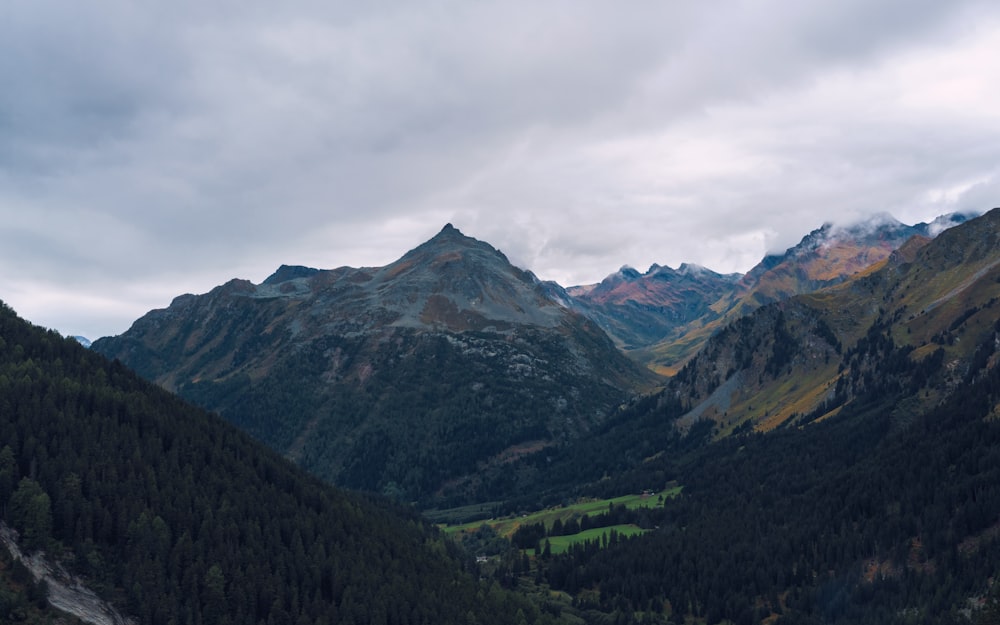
[527,348,1000,624]
[0,300,556,625]
[94,225,655,506]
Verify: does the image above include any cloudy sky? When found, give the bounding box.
[3,0,999,339]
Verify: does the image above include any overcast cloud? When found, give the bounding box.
[2,0,999,338]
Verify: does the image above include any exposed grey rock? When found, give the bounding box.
[1,523,135,625]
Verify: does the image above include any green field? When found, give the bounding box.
[440,486,681,538]
[543,525,648,554]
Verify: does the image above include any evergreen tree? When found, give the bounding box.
[8,478,51,551]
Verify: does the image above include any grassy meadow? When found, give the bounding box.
[440,486,681,543]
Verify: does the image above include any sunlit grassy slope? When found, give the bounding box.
[441,487,681,538]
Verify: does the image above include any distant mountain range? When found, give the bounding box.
[571,212,973,371]
[565,263,741,353]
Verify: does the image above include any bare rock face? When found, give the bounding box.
[1,523,135,625]
[94,225,656,506]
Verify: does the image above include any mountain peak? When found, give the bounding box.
[394,223,507,267]
[919,211,978,237]
[677,262,709,276]
[832,212,906,241]
[247,224,555,333]
[617,266,642,280]
[403,224,503,263]
[429,222,469,243]
[263,264,321,285]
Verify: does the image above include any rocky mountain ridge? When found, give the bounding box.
[565,263,741,352]
[597,211,974,369]
[94,225,655,505]
[668,207,1000,434]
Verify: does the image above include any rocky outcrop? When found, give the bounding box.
[1,523,135,625]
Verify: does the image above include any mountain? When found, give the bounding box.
[93,225,657,506]
[0,300,549,625]
[725,212,970,310]
[12,211,1000,624]
[638,212,973,369]
[503,208,1000,623]
[666,207,998,434]
[566,263,741,352]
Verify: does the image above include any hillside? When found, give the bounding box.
[0,300,557,625]
[93,225,657,506]
[463,208,1000,624]
[531,351,1000,624]
[668,207,1000,434]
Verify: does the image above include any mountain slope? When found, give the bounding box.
[538,347,1000,624]
[641,212,972,369]
[670,207,1000,434]
[94,225,657,505]
[0,300,546,625]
